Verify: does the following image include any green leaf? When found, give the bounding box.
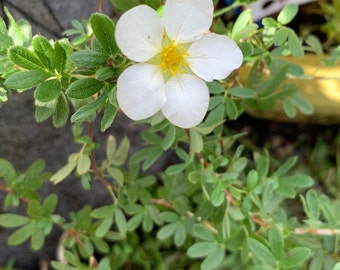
[190,128,203,154]
[225,96,239,120]
[277,4,298,25]
[5,10,24,46]
[305,189,320,220]
[98,257,111,270]
[261,65,288,96]
[205,102,225,125]
[193,224,215,241]
[100,103,117,132]
[0,17,11,50]
[228,206,245,220]
[76,154,91,175]
[107,167,124,186]
[274,28,289,46]
[92,237,110,254]
[248,237,276,266]
[272,156,297,178]
[90,13,119,55]
[0,214,30,228]
[333,263,340,270]
[280,247,310,268]
[232,9,255,40]
[201,246,225,270]
[174,222,186,247]
[91,204,115,219]
[231,157,248,172]
[283,98,296,118]
[305,35,323,56]
[279,175,314,188]
[115,208,127,236]
[50,153,78,184]
[142,211,154,232]
[53,92,69,128]
[35,99,56,122]
[162,125,176,150]
[239,42,254,58]
[207,81,225,94]
[34,79,61,102]
[71,91,107,122]
[262,17,279,28]
[32,35,55,69]
[288,29,304,58]
[133,146,163,171]
[292,95,313,115]
[165,162,188,175]
[31,224,45,250]
[96,67,115,81]
[5,70,49,91]
[228,87,256,98]
[211,183,225,207]
[42,194,58,215]
[187,241,218,258]
[96,216,113,237]
[112,136,130,166]
[106,135,117,161]
[51,261,78,270]
[8,222,34,246]
[64,250,86,267]
[127,214,143,231]
[247,266,275,270]
[0,158,16,179]
[234,24,258,41]
[71,50,109,67]
[246,169,258,189]
[27,200,43,219]
[8,46,45,70]
[109,0,138,12]
[269,225,284,260]
[55,41,67,73]
[157,223,177,240]
[66,78,104,99]
[146,204,161,225]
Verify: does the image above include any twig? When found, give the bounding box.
[98,0,103,12]
[150,198,218,234]
[0,183,29,203]
[87,122,118,199]
[294,228,340,235]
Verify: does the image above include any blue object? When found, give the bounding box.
[223,0,242,15]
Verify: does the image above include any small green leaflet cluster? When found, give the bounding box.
[5,38,71,128]
[212,4,314,119]
[0,159,55,251]
[0,159,50,209]
[3,13,121,130]
[0,8,32,105]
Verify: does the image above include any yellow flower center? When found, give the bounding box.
[160,42,189,77]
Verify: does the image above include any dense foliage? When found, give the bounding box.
[0,0,340,269]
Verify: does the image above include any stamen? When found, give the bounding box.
[160,41,189,77]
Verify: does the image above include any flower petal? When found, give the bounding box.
[162,0,213,43]
[115,5,164,62]
[117,64,166,120]
[162,74,209,128]
[188,33,243,81]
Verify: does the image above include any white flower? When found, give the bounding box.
[115,0,243,128]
